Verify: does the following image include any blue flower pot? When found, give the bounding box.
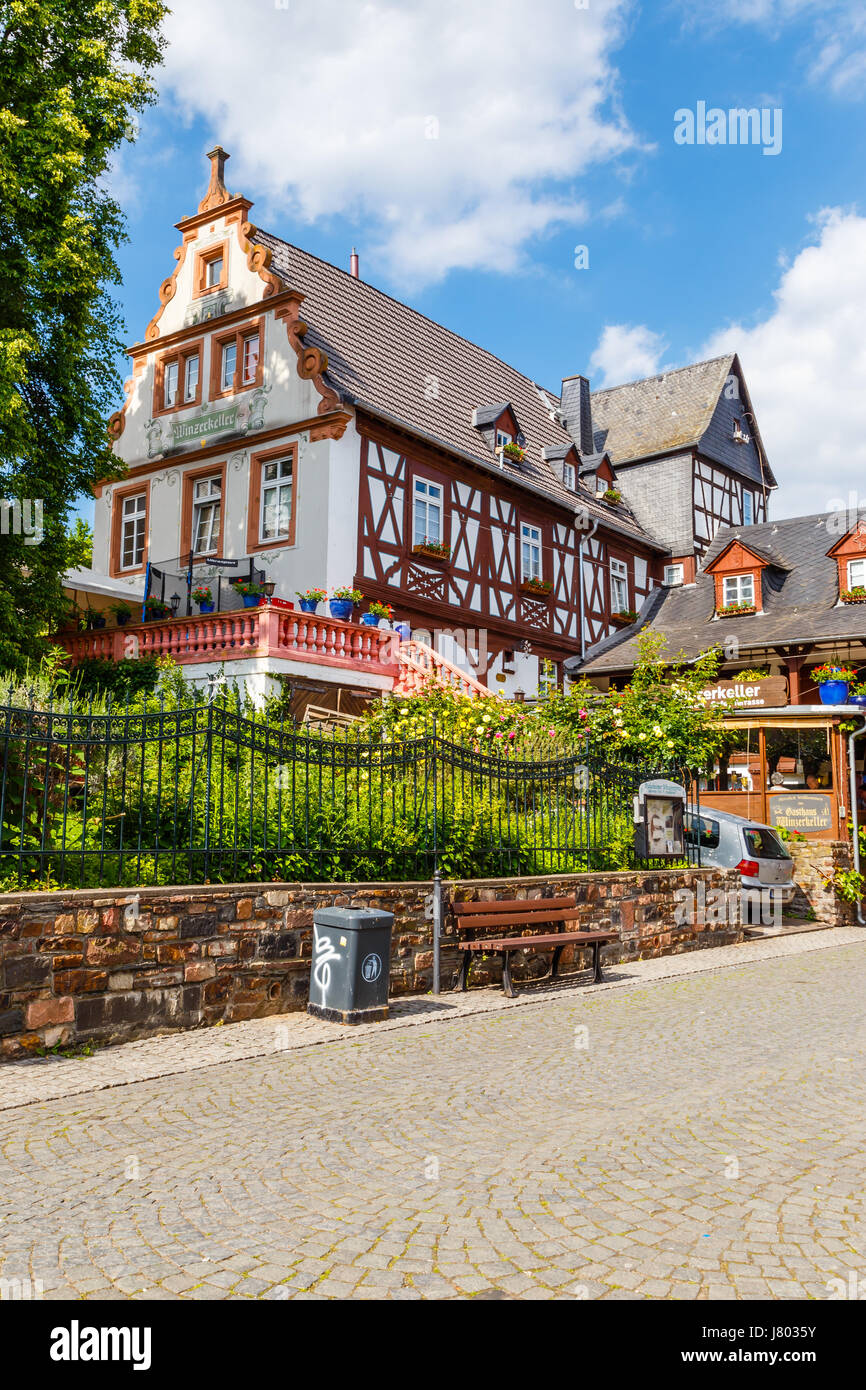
[299,599,318,614]
[242,594,261,609]
[394,621,411,641]
[819,679,849,705]
[361,612,380,627]
[329,599,353,621]
[848,693,866,708]
[197,601,214,614]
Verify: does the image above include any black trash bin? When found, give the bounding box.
[308,906,394,1024]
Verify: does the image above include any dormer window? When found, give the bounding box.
[664,564,684,587]
[495,429,513,449]
[723,574,755,608]
[563,462,575,490]
[848,559,866,589]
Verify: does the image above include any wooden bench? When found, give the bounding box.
[451,896,616,998]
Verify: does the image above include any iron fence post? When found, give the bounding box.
[432,867,442,995]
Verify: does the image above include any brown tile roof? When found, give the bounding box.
[254,229,665,550]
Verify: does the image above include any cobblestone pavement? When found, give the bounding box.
[1,939,865,1301]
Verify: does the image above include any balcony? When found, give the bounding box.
[59,604,401,681]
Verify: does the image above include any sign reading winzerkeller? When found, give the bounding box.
[170,406,239,444]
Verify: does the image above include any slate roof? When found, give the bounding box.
[590,355,771,490]
[574,513,866,675]
[254,229,664,550]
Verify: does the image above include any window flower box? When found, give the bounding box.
[841,587,866,603]
[601,488,621,505]
[520,577,552,598]
[717,602,757,617]
[611,609,638,628]
[500,442,526,464]
[412,541,451,563]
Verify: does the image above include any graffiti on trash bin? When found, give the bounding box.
[312,927,342,992]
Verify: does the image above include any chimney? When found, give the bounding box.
[198,146,231,213]
[560,374,594,456]
[350,247,359,279]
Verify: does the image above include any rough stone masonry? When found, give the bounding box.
[0,867,756,1059]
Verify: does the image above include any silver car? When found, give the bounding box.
[684,806,795,904]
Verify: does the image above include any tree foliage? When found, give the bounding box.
[0,0,166,669]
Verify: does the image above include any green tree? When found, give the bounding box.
[0,0,166,670]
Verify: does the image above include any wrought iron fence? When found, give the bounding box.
[0,697,700,890]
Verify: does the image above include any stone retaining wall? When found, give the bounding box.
[0,867,738,1059]
[786,839,856,925]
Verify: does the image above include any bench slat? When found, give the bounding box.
[454,908,578,931]
[453,896,576,916]
[458,930,616,952]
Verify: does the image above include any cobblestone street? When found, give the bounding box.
[2,939,865,1301]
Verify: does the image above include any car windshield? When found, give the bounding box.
[742,827,790,860]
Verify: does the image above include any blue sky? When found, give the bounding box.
[102,0,866,524]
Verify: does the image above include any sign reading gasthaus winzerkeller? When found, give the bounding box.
[769,794,833,833]
[170,405,239,444]
[698,676,789,710]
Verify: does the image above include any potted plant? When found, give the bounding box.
[848,680,866,709]
[362,600,393,628]
[841,586,866,604]
[611,608,638,627]
[296,587,327,615]
[329,586,363,621]
[500,441,526,464]
[412,538,451,562]
[717,601,757,617]
[85,608,107,629]
[811,663,856,705]
[235,581,265,609]
[192,584,215,614]
[110,601,133,627]
[602,488,621,505]
[520,576,552,597]
[143,595,169,622]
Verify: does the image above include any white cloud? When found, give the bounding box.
[589,323,667,386]
[685,1,866,97]
[588,211,866,518]
[703,209,866,517]
[156,0,641,286]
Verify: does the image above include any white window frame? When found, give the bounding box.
[120,493,146,571]
[664,564,684,587]
[413,477,444,547]
[242,332,260,386]
[521,523,542,582]
[183,353,199,403]
[610,557,629,612]
[722,573,755,608]
[163,360,178,409]
[221,341,236,392]
[495,429,513,450]
[260,458,293,543]
[192,476,222,557]
[206,254,223,288]
[742,490,754,525]
[848,558,866,589]
[562,462,575,490]
[538,658,558,699]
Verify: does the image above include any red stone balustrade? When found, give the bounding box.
[59,605,400,678]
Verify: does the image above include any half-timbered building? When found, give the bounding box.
[62,150,775,713]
